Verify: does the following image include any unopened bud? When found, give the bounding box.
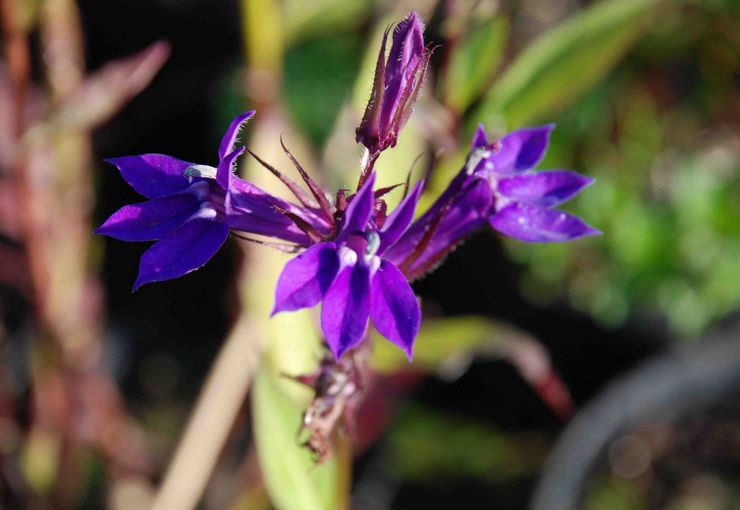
[355,12,428,155]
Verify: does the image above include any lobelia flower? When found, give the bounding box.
[97,11,599,364]
[98,106,424,359]
[97,110,322,289]
[385,124,600,280]
[356,11,429,156]
[272,172,424,360]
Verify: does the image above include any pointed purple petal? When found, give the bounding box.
[489,202,601,243]
[321,263,372,359]
[273,242,339,314]
[488,124,555,173]
[216,145,245,189]
[370,261,420,360]
[497,170,594,208]
[96,193,200,241]
[388,12,425,75]
[379,180,424,253]
[106,154,193,199]
[338,172,376,241]
[218,110,255,161]
[133,208,229,290]
[471,124,489,149]
[380,12,425,134]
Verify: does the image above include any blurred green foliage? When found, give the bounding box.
[584,477,646,510]
[471,0,660,131]
[283,33,362,147]
[387,404,549,483]
[282,0,370,46]
[443,15,509,114]
[508,1,740,338]
[371,316,518,374]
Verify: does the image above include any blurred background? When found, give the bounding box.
[1,0,738,508]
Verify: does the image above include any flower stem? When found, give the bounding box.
[357,149,379,190]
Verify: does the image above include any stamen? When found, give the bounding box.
[364,231,380,261]
[198,203,219,220]
[184,164,217,181]
[337,246,358,268]
[464,148,491,176]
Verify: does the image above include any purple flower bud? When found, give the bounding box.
[356,11,429,155]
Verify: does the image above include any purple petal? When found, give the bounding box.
[489,202,601,242]
[488,124,554,173]
[497,170,594,208]
[272,242,339,314]
[217,145,245,189]
[379,180,424,253]
[106,154,193,199]
[226,174,317,245]
[321,263,372,359]
[388,12,425,75]
[133,208,229,290]
[370,261,420,360]
[218,110,255,161]
[96,193,200,241]
[471,124,489,149]
[379,11,425,135]
[338,172,376,241]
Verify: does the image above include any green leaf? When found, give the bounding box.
[473,0,660,130]
[444,16,510,113]
[371,316,529,374]
[252,364,344,510]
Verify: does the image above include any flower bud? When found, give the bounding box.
[356,11,428,155]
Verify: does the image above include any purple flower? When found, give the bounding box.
[98,106,424,359]
[98,113,597,364]
[96,12,601,365]
[97,110,318,289]
[272,173,424,360]
[386,124,599,280]
[476,124,599,242]
[356,11,429,156]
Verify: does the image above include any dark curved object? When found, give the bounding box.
[530,324,740,510]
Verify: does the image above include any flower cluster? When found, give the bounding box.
[98,12,598,360]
